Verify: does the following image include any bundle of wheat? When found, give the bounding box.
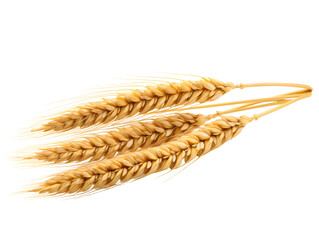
[18,75,312,197]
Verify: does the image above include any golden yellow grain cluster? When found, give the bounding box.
[35,78,234,132]
[30,113,209,164]
[32,116,249,195]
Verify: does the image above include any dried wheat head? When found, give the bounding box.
[34,77,235,132]
[28,112,210,164]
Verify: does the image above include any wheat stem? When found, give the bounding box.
[237,82,312,90]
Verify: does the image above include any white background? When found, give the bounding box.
[1,1,318,239]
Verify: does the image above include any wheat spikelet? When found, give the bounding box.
[30,115,249,195]
[35,77,235,132]
[28,113,209,164]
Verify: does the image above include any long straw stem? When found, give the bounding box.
[237,82,312,91]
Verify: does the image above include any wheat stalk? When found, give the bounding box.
[28,113,209,164]
[34,77,235,132]
[30,115,249,195]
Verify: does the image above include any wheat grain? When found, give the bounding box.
[34,77,235,132]
[30,115,249,195]
[29,113,209,164]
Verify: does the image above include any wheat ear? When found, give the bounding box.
[30,115,249,195]
[28,113,209,164]
[34,78,235,132]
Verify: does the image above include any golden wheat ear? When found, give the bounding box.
[29,115,250,196]
[32,77,235,132]
[25,112,210,164]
